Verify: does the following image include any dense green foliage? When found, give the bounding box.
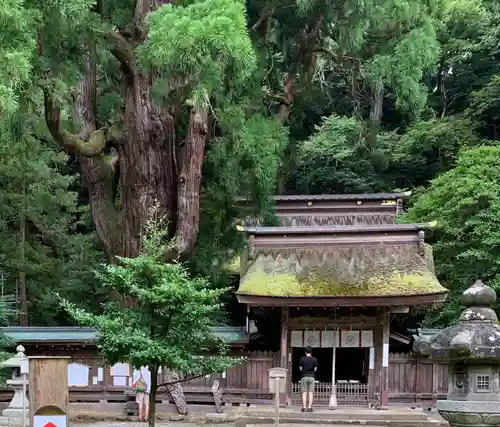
[0,109,102,325]
[0,0,499,330]
[0,295,21,384]
[60,212,237,423]
[403,147,500,325]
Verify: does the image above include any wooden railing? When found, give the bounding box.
[291,382,368,407]
[336,381,369,406]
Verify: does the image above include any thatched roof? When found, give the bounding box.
[236,225,446,300]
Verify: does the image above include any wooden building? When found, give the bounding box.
[0,326,448,408]
[235,193,448,408]
[0,193,448,409]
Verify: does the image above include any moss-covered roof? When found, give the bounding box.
[237,247,447,298]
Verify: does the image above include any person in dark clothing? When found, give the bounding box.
[299,346,318,412]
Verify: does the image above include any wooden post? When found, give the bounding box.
[328,328,337,409]
[29,356,70,427]
[431,362,438,408]
[275,377,280,426]
[268,368,286,425]
[287,325,292,406]
[373,312,382,408]
[368,346,375,403]
[380,310,390,409]
[280,307,289,406]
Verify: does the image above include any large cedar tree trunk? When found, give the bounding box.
[42,0,208,259]
[41,0,207,413]
[118,71,178,257]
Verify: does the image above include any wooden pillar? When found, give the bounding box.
[368,345,375,402]
[280,306,289,406]
[373,315,382,406]
[380,309,390,409]
[329,334,337,408]
[287,325,292,406]
[431,362,438,408]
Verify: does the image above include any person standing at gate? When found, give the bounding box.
[299,346,318,412]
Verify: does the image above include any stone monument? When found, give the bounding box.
[414,279,500,427]
[1,345,29,419]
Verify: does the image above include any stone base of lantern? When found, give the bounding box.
[438,400,500,427]
[2,380,29,419]
[0,415,29,426]
[2,408,28,417]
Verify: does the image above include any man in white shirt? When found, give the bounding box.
[132,367,151,421]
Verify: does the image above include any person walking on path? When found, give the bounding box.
[132,368,151,421]
[299,346,318,412]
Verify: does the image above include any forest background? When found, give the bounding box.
[1,0,500,333]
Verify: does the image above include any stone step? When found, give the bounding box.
[245,425,438,427]
[241,408,432,422]
[238,416,442,426]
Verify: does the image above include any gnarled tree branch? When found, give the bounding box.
[75,46,120,260]
[107,31,135,74]
[43,90,107,157]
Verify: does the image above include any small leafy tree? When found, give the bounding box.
[60,205,238,425]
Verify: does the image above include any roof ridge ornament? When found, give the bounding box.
[413,278,500,360]
[458,279,498,324]
[460,279,496,308]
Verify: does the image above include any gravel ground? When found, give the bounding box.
[71,424,352,427]
[72,424,230,427]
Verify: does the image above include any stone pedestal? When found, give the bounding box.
[414,280,500,427]
[3,379,29,417]
[1,346,29,419]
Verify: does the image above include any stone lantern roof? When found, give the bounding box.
[414,280,500,361]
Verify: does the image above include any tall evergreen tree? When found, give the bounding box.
[0,106,102,325]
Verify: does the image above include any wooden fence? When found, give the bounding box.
[388,352,448,405]
[0,352,447,406]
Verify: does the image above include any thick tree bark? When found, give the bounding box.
[278,74,295,123]
[175,107,208,254]
[369,82,384,126]
[368,81,384,147]
[118,71,177,257]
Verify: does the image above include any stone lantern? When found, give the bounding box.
[413,280,500,427]
[1,345,29,419]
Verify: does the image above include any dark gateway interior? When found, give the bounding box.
[291,347,368,384]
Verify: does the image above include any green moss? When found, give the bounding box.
[238,269,447,297]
